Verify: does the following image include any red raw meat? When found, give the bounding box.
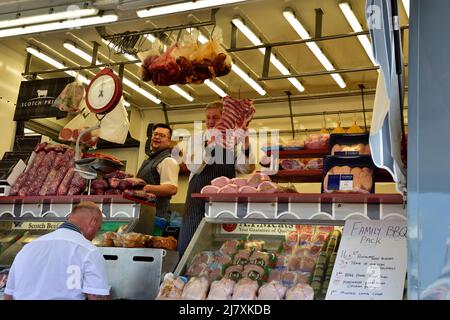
[218,184,238,193]
[212,96,256,149]
[211,176,230,188]
[122,189,156,201]
[105,189,121,195]
[119,178,146,190]
[91,179,108,190]
[10,150,47,196]
[67,186,82,196]
[57,167,75,196]
[108,178,121,189]
[27,151,57,196]
[34,142,47,152]
[231,178,247,187]
[200,186,220,194]
[238,186,257,193]
[104,171,133,179]
[280,159,304,170]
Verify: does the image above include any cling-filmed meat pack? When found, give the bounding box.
[322,155,376,194]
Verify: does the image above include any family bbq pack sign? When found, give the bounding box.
[326,219,407,300]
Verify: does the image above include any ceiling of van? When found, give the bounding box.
[0,0,409,110]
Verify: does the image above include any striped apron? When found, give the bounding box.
[177,146,236,256]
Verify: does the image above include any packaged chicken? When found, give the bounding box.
[231,278,259,300]
[181,277,210,300]
[156,273,187,300]
[285,283,315,300]
[322,155,375,194]
[258,281,287,300]
[207,278,235,300]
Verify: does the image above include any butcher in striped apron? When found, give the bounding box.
[177,101,255,256]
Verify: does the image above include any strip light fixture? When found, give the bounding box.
[0,14,118,39]
[402,0,410,18]
[283,9,346,89]
[0,6,98,29]
[232,17,305,93]
[26,46,89,84]
[137,0,247,18]
[64,41,100,65]
[62,43,161,104]
[231,64,266,96]
[339,2,377,66]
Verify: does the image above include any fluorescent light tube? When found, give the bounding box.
[0,14,118,39]
[169,85,194,102]
[64,41,100,65]
[0,7,98,29]
[231,64,266,96]
[283,9,346,88]
[204,79,227,97]
[26,46,89,84]
[144,34,156,42]
[402,0,410,18]
[232,17,305,92]
[137,0,247,18]
[339,3,377,66]
[122,78,161,104]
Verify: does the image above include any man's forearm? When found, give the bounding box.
[144,184,178,197]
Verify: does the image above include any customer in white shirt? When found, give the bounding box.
[4,201,110,300]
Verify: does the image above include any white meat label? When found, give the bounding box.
[339,175,354,191]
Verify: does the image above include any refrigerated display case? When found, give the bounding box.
[0,194,179,300]
[172,192,406,300]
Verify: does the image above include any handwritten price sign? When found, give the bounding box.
[326,219,407,300]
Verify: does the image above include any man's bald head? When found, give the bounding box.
[68,202,103,241]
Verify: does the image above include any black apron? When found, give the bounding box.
[177,145,236,256]
[137,148,172,220]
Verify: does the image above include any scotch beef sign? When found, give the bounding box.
[13,77,74,121]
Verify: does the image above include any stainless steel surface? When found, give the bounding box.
[99,247,179,300]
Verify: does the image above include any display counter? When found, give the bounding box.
[169,192,406,300]
[0,194,179,300]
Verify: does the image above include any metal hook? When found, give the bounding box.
[176,28,183,43]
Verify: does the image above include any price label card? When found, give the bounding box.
[339,174,354,191]
[326,219,407,300]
